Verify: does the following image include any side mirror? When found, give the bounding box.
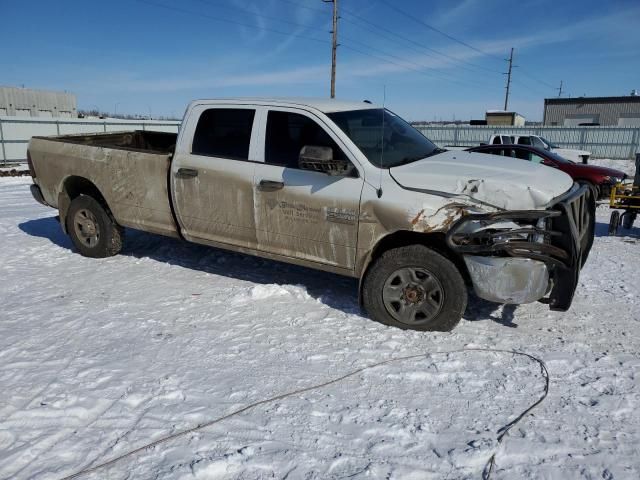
[298,145,353,176]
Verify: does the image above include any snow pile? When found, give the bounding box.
[1,176,639,479]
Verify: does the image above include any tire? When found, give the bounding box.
[66,195,123,258]
[578,180,600,200]
[362,245,467,331]
[609,210,620,236]
[622,211,636,230]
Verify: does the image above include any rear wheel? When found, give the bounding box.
[362,245,467,331]
[66,195,123,258]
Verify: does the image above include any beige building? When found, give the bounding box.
[544,95,640,126]
[0,86,77,118]
[485,110,525,126]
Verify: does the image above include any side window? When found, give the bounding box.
[517,136,532,146]
[492,136,502,145]
[531,137,546,149]
[530,153,545,164]
[514,148,531,161]
[192,108,255,160]
[265,111,348,169]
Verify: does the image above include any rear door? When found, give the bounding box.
[171,105,259,248]
[253,108,364,270]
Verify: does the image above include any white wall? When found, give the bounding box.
[0,116,181,163]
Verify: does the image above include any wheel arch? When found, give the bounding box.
[58,176,112,233]
[357,230,470,307]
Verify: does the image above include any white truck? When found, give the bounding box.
[489,134,591,163]
[27,98,595,331]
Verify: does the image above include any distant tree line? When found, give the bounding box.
[77,109,180,121]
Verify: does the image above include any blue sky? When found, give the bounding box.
[2,0,639,121]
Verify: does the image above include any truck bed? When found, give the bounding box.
[38,130,177,154]
[29,130,180,238]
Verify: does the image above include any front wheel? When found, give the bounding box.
[66,195,123,258]
[362,245,467,331]
[578,180,600,200]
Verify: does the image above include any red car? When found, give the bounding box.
[467,144,626,199]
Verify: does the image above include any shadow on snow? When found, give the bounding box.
[19,215,514,327]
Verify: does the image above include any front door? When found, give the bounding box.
[253,109,364,270]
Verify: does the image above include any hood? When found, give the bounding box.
[553,147,590,156]
[570,163,626,179]
[389,150,574,210]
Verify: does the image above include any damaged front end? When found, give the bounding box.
[445,184,595,310]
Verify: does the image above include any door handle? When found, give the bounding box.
[176,167,198,178]
[258,179,284,192]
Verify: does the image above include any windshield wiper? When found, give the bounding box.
[391,148,446,167]
[428,147,447,156]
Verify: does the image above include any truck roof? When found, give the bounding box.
[189,97,380,113]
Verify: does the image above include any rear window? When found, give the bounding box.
[192,108,255,160]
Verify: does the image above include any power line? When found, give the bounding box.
[373,0,559,93]
[136,0,330,46]
[276,0,503,78]
[188,0,482,87]
[339,44,486,89]
[140,0,493,91]
[377,0,502,61]
[190,0,329,33]
[138,0,510,94]
[340,8,503,76]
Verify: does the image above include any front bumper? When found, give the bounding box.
[463,256,549,304]
[447,184,595,310]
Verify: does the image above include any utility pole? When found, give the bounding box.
[503,47,514,110]
[557,80,564,98]
[323,0,338,98]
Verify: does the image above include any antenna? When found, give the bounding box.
[377,85,386,198]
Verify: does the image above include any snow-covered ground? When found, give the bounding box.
[1,165,639,480]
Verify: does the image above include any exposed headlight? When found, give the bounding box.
[450,212,555,248]
[604,175,624,184]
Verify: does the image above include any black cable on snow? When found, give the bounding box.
[58,347,549,480]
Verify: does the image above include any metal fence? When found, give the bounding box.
[0,117,181,164]
[2,118,639,163]
[414,125,640,160]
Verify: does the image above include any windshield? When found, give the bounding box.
[539,136,559,149]
[545,149,574,164]
[327,108,442,168]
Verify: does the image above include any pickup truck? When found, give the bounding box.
[489,134,591,163]
[27,98,595,331]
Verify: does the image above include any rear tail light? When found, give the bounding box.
[27,149,35,178]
